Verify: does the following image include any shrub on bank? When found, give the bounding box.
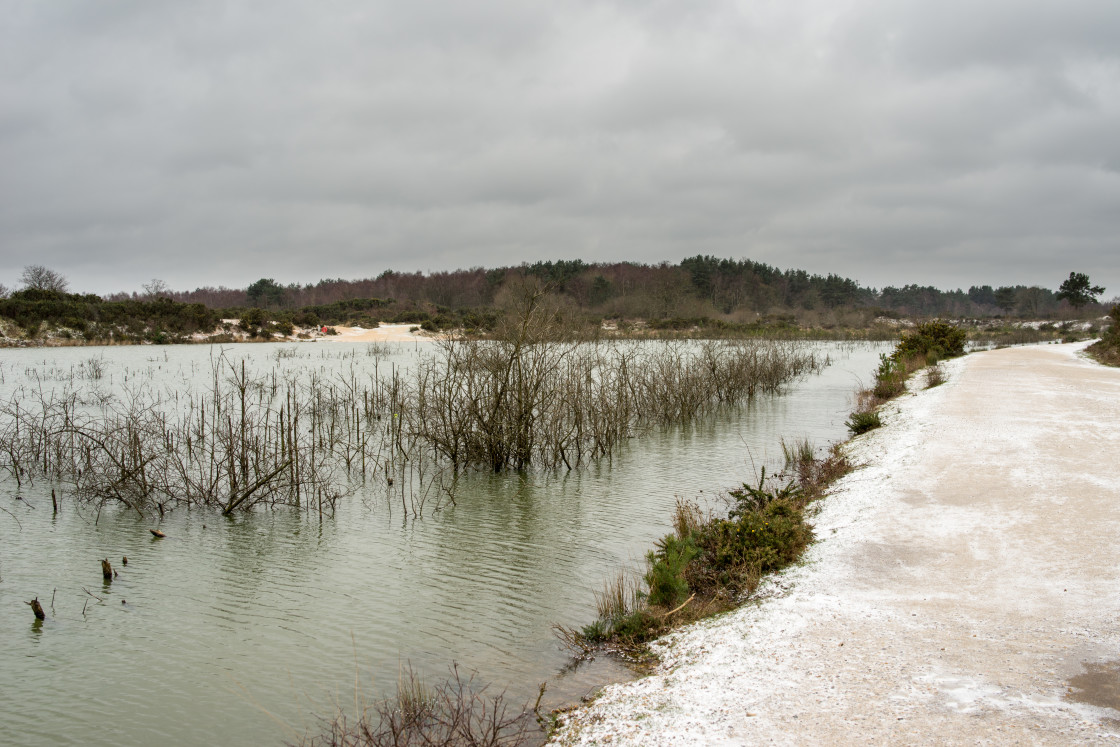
[844,319,963,433]
[1088,305,1120,366]
[893,320,967,361]
[688,496,811,596]
[845,410,882,435]
[566,448,847,651]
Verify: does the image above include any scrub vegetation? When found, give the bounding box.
[1088,306,1120,367]
[845,320,967,435]
[556,443,852,654]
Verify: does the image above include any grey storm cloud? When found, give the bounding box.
[1,0,1118,296]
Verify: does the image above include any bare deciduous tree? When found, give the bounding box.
[142,278,170,299]
[20,265,69,293]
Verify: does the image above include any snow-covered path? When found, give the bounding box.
[553,342,1120,745]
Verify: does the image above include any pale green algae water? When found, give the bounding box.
[0,341,887,746]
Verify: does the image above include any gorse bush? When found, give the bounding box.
[565,448,848,651]
[845,410,881,435]
[893,320,967,361]
[688,498,811,597]
[727,467,801,515]
[844,321,961,430]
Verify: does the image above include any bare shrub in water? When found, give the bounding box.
[0,354,348,517]
[0,285,827,515]
[297,664,534,747]
[404,291,826,472]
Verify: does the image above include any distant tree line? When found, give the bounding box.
[3,259,1111,344]
[141,256,1105,321]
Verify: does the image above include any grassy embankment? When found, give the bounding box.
[558,321,968,661]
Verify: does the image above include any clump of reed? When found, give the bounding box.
[780,436,815,484]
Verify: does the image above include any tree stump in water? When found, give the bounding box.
[122,556,128,566]
[26,598,45,620]
[101,559,112,580]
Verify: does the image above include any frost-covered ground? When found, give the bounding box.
[553,342,1120,745]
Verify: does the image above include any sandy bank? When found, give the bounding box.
[553,342,1120,745]
[320,323,439,343]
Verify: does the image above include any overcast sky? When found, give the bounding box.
[2,0,1118,297]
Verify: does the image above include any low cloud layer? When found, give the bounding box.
[2,0,1118,297]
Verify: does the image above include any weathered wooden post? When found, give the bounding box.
[101,558,112,580]
[26,598,45,620]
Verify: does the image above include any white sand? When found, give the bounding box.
[552,342,1120,745]
[320,323,437,343]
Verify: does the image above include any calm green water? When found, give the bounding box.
[0,341,886,746]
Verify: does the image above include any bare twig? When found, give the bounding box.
[0,505,21,531]
[661,593,695,619]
